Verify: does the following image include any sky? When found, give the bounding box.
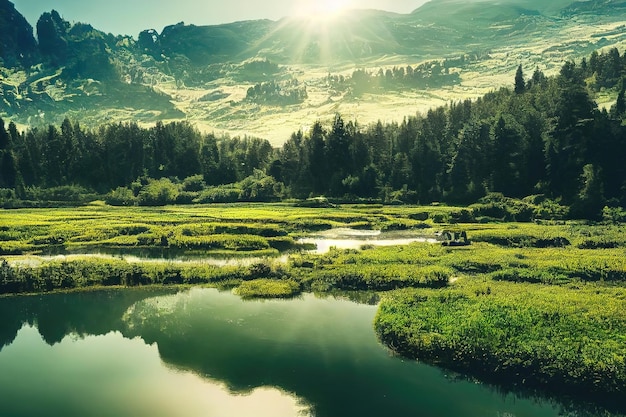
[11,0,430,37]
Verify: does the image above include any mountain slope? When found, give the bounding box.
[561,0,626,16]
[2,0,626,142]
[0,0,38,67]
[412,0,584,16]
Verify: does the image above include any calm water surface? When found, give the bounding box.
[0,288,606,417]
[298,228,437,253]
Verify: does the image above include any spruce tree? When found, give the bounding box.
[514,64,525,94]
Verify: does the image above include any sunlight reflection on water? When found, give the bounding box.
[297,227,437,253]
[7,228,436,265]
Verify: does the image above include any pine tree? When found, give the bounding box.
[0,118,9,151]
[514,64,525,94]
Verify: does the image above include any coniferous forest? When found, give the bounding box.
[2,49,626,220]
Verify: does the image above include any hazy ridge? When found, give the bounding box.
[1,0,626,142]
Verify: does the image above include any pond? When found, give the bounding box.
[297,227,437,254]
[0,288,605,417]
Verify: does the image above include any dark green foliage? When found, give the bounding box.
[407,211,429,221]
[514,64,525,94]
[1,119,275,201]
[36,10,69,66]
[571,164,606,220]
[270,52,626,211]
[23,185,98,203]
[0,0,38,67]
[491,268,568,284]
[311,265,450,292]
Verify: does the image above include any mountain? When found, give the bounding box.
[1,0,626,142]
[0,0,37,68]
[411,0,593,17]
[561,0,626,16]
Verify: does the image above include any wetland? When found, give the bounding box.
[1,203,626,415]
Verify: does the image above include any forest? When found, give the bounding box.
[2,48,626,219]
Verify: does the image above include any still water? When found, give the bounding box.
[298,227,437,254]
[0,288,598,417]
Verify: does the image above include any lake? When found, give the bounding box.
[0,288,601,417]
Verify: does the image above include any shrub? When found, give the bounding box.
[375,284,626,403]
[449,209,475,223]
[195,187,241,203]
[24,185,98,203]
[182,175,206,192]
[408,212,429,221]
[602,206,626,223]
[137,178,180,206]
[239,173,284,202]
[106,187,136,206]
[577,239,620,249]
[431,213,449,224]
[175,191,198,204]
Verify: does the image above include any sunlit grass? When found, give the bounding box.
[375,279,626,402]
[235,278,301,299]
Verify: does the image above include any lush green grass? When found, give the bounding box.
[235,278,302,299]
[0,257,247,293]
[0,203,441,256]
[374,280,626,404]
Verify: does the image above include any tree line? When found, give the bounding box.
[2,49,626,218]
[0,119,273,196]
[328,59,462,96]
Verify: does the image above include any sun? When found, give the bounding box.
[291,0,354,19]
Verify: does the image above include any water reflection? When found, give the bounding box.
[9,253,289,268]
[0,326,309,417]
[9,228,438,268]
[298,227,437,253]
[0,288,620,417]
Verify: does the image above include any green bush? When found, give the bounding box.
[195,187,241,203]
[408,211,429,221]
[137,178,180,206]
[106,187,137,206]
[182,175,206,192]
[24,185,99,203]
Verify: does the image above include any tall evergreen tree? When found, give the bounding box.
[305,121,327,195]
[514,65,526,94]
[0,118,9,151]
[0,118,18,189]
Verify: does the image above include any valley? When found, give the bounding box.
[3,0,626,144]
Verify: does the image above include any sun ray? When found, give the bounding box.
[245,0,396,67]
[291,0,354,19]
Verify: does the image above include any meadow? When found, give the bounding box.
[1,202,626,408]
